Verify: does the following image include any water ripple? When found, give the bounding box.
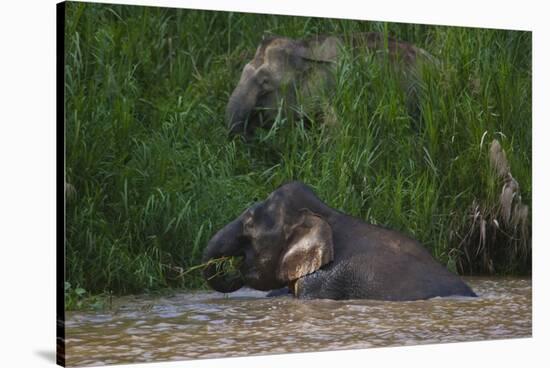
[65,277,531,366]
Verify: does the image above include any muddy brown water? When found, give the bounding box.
[64,277,531,366]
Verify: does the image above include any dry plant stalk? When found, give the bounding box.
[455,139,530,275]
[163,256,244,281]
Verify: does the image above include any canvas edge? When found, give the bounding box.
[56,1,67,367]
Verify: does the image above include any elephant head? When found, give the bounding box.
[226,33,440,137]
[202,182,334,292]
[226,36,341,137]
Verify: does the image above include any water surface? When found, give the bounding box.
[65,277,531,366]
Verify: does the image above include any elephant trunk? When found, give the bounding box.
[202,219,245,293]
[225,82,259,136]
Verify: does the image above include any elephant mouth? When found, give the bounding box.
[203,254,247,293]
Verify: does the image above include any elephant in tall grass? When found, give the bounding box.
[226,32,438,137]
[202,182,476,300]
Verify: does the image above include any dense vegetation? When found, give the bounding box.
[64,2,531,299]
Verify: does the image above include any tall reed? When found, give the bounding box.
[64,2,531,295]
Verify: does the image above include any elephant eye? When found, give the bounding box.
[255,69,272,90]
[259,77,271,90]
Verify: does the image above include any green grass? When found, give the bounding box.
[64,2,531,297]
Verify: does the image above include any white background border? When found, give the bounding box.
[0,0,547,367]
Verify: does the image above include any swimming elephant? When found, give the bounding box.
[202,182,476,300]
[226,32,438,137]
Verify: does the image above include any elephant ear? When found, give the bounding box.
[297,36,342,63]
[276,209,334,283]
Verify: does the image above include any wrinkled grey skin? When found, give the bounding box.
[226,32,437,137]
[203,182,476,300]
